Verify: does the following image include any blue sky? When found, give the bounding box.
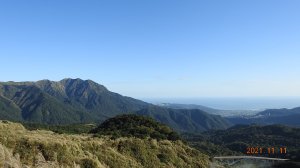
[0,0,300,98]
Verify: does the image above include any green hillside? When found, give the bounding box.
[136,105,232,132]
[0,79,148,124]
[0,78,231,132]
[0,95,22,121]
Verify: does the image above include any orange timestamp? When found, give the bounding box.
[246,147,287,155]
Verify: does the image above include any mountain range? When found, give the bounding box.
[0,78,231,132]
[160,103,300,130]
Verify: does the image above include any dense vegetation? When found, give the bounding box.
[0,78,231,132]
[23,122,96,134]
[0,120,209,168]
[90,114,181,141]
[183,124,300,162]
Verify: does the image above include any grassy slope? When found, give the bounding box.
[0,121,209,168]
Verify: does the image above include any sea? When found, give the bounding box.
[141,97,300,111]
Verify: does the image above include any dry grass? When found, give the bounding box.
[0,121,209,168]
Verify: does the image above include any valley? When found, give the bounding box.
[1,78,300,168]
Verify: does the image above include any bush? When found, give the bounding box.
[90,114,181,141]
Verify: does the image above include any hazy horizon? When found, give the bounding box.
[141,97,300,110]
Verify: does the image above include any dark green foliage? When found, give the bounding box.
[182,133,239,157]
[157,153,169,163]
[23,123,96,134]
[183,124,300,161]
[90,114,181,141]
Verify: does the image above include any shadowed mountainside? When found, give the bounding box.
[136,106,232,132]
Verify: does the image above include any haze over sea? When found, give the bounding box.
[142,97,300,111]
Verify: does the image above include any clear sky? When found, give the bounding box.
[0,0,300,98]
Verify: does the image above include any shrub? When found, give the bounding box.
[90,114,180,141]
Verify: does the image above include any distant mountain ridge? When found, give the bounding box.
[227,107,300,127]
[257,107,300,117]
[158,103,259,117]
[158,103,219,114]
[136,106,231,132]
[0,78,231,132]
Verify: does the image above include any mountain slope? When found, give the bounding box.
[0,95,22,121]
[135,105,232,132]
[0,79,149,124]
[0,78,231,132]
[0,84,94,124]
[34,78,148,117]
